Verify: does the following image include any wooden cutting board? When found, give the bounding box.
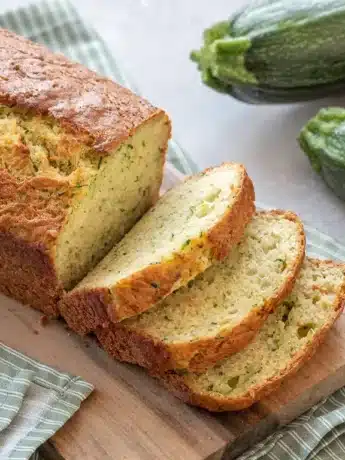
[2,164,345,460]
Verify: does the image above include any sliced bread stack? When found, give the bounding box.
[96,211,305,372]
[158,258,345,411]
[59,163,345,412]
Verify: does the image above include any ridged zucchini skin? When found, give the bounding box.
[191,0,345,104]
[299,107,345,201]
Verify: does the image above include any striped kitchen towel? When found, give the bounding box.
[0,343,93,460]
[238,388,345,460]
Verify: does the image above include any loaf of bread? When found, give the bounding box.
[96,211,305,371]
[158,258,345,411]
[60,163,255,334]
[0,29,171,315]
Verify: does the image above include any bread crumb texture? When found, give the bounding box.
[0,105,96,180]
[123,211,303,346]
[172,259,345,410]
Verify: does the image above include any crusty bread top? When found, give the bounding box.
[161,258,345,411]
[0,28,164,152]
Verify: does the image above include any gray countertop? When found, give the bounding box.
[1,0,345,242]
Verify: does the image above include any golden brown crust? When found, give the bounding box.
[156,259,345,412]
[59,163,255,335]
[0,28,163,153]
[0,231,62,315]
[95,210,305,371]
[207,167,255,260]
[0,170,69,315]
[0,170,71,248]
[96,321,172,368]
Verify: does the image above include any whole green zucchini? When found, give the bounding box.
[299,107,345,200]
[191,0,345,103]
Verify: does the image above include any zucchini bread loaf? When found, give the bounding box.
[0,29,171,315]
[60,163,255,334]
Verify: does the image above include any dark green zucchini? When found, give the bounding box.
[299,107,345,200]
[191,0,345,104]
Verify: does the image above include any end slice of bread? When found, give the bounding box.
[96,211,305,372]
[60,163,255,334]
[158,258,345,412]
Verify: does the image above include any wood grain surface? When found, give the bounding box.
[2,164,345,460]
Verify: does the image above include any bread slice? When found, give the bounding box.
[157,258,345,411]
[0,29,171,315]
[96,210,305,372]
[60,163,255,334]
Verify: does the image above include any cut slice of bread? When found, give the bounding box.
[96,210,305,372]
[60,163,255,334]
[157,258,345,412]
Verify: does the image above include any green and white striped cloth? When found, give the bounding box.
[238,388,345,460]
[0,343,93,460]
[1,1,345,459]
